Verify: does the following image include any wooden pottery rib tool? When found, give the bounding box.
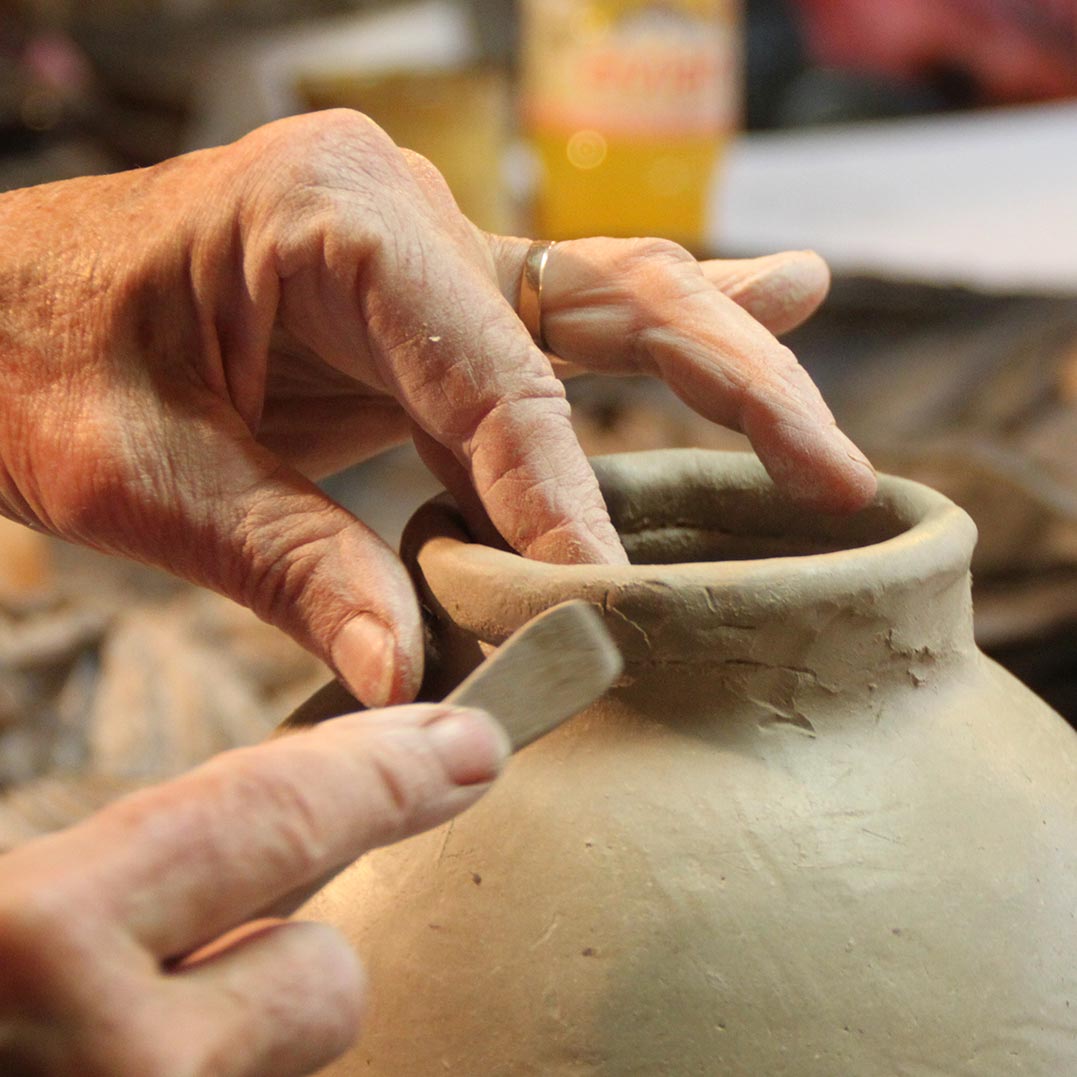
[275,600,623,751]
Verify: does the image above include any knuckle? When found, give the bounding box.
[114,778,234,884]
[255,108,397,172]
[359,728,449,842]
[622,237,704,306]
[464,376,570,450]
[302,106,387,141]
[366,748,425,834]
[401,311,566,448]
[745,342,818,411]
[614,238,709,355]
[198,749,330,877]
[106,750,332,902]
[398,148,481,247]
[243,111,415,255]
[399,147,451,199]
[630,236,696,269]
[231,495,342,633]
[768,342,803,374]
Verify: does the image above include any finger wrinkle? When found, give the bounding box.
[362,744,421,843]
[462,384,571,456]
[217,753,330,875]
[204,758,328,875]
[233,505,342,632]
[524,519,612,564]
[384,318,557,443]
[465,461,614,560]
[467,399,577,490]
[479,474,577,551]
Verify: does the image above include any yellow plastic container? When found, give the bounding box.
[521,0,740,250]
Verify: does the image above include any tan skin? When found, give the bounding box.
[0,110,875,1075]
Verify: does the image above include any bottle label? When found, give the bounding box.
[522,0,739,138]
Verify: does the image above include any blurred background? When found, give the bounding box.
[1,0,1075,845]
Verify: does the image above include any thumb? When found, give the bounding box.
[135,426,423,708]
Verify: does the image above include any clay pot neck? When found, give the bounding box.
[405,451,979,697]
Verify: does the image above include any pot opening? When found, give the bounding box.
[410,453,975,649]
[599,468,913,566]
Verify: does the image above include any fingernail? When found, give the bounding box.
[425,707,511,786]
[831,430,878,509]
[838,429,877,477]
[332,614,396,708]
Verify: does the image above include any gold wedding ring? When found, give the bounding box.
[518,239,556,351]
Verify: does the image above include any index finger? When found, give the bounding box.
[361,224,627,566]
[68,704,507,960]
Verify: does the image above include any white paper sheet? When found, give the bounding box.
[713,101,1077,295]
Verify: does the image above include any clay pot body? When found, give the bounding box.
[305,450,1077,1076]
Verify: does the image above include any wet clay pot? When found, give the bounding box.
[305,449,1077,1075]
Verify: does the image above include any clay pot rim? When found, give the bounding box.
[405,450,977,628]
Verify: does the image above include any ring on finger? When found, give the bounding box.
[518,239,556,351]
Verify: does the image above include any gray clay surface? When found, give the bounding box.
[304,449,1077,1076]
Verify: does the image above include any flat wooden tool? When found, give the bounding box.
[275,600,623,752]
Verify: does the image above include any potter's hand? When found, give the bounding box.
[0,110,874,706]
[0,704,507,1077]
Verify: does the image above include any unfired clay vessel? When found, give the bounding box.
[305,449,1077,1075]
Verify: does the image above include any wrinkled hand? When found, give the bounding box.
[0,704,508,1077]
[0,109,875,706]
